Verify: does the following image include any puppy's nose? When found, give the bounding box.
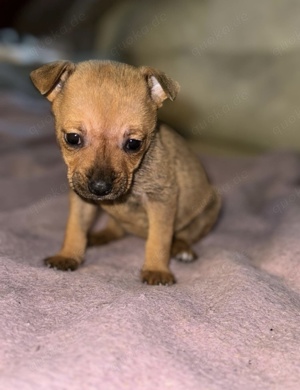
[88,179,113,196]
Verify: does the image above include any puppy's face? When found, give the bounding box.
[30,61,179,201]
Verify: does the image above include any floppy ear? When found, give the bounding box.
[140,66,180,108]
[30,60,75,102]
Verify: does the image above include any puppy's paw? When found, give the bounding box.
[44,255,80,271]
[87,230,122,247]
[141,270,176,286]
[87,232,111,247]
[171,239,197,263]
[174,249,197,263]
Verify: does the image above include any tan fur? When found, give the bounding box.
[30,60,221,285]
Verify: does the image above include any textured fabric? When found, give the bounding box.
[0,92,300,390]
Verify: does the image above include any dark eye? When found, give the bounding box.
[64,133,82,147]
[124,139,142,153]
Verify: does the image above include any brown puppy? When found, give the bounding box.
[30,60,221,285]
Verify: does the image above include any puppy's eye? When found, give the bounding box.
[64,133,82,147]
[124,139,142,153]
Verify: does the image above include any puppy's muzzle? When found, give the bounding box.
[88,179,113,197]
[71,170,128,201]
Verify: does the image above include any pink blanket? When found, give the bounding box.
[0,92,299,389]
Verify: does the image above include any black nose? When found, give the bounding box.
[88,179,113,196]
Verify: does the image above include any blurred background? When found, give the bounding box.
[1,0,300,155]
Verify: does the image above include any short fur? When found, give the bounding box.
[30,60,221,285]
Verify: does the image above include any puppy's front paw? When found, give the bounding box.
[44,255,80,271]
[141,270,176,286]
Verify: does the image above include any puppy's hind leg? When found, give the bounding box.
[171,238,197,263]
[192,189,221,242]
[172,190,221,262]
[87,216,125,247]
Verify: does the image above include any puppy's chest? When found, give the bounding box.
[101,193,149,237]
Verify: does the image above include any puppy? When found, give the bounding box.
[30,60,221,285]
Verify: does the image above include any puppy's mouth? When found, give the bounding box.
[69,172,132,202]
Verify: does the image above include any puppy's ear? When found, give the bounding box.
[30,61,75,102]
[140,66,180,107]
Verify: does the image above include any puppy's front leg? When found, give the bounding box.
[44,190,97,271]
[141,199,176,285]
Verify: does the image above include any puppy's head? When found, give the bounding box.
[30,60,179,201]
